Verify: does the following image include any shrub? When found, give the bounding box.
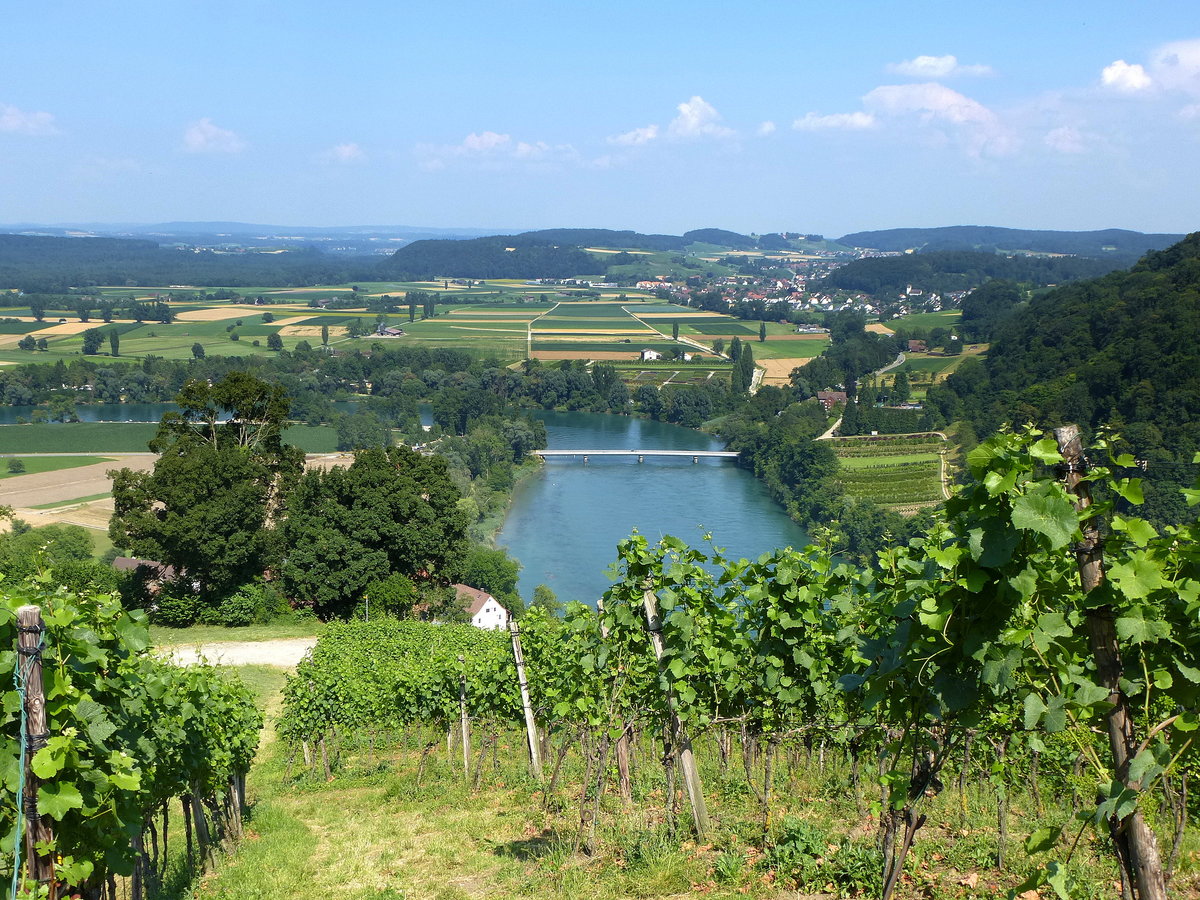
[152,583,203,628]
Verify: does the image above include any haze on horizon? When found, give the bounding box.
[2,1,1197,238]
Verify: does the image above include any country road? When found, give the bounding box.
[161,637,318,668]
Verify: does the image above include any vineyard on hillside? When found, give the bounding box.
[278,427,1200,898]
[1,585,261,899]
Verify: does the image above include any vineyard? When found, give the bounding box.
[833,434,947,511]
[276,427,1200,898]
[1,584,261,899]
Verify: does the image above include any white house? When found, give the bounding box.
[640,348,662,361]
[453,584,511,631]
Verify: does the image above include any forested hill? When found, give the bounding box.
[927,231,1200,522]
[839,226,1183,263]
[817,249,1123,297]
[383,236,603,280]
[0,234,371,290]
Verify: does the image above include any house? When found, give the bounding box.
[906,340,927,353]
[453,584,511,631]
[112,556,180,594]
[640,348,662,361]
[816,390,848,412]
[376,325,406,337]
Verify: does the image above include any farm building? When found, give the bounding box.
[816,390,848,411]
[640,348,663,361]
[453,584,511,631]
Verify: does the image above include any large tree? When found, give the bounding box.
[277,445,469,617]
[109,373,303,596]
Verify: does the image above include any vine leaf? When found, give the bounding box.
[1010,488,1078,549]
[38,781,84,820]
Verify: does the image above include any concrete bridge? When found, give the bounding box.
[532,449,739,464]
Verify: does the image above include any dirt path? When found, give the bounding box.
[162,637,318,668]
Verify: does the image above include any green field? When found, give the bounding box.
[0,423,340,453]
[679,320,758,335]
[0,454,113,478]
[884,310,962,329]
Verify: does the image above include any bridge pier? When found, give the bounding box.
[583,455,588,464]
[638,455,644,463]
[692,456,698,464]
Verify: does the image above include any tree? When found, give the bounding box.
[321,324,329,346]
[672,321,680,341]
[892,370,911,403]
[261,311,275,323]
[529,583,563,617]
[191,342,205,359]
[17,335,36,351]
[266,332,284,351]
[759,320,767,343]
[277,445,469,618]
[363,573,417,619]
[108,329,120,357]
[7,459,25,474]
[36,337,47,351]
[461,546,521,608]
[712,338,725,356]
[729,336,743,361]
[109,373,304,597]
[81,328,103,355]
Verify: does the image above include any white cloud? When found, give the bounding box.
[1044,125,1087,154]
[322,142,365,163]
[667,96,735,139]
[863,83,1016,156]
[887,54,992,79]
[1149,38,1200,96]
[1179,103,1200,120]
[1101,60,1153,93]
[792,111,876,131]
[417,130,576,170]
[757,120,777,136]
[0,103,57,136]
[608,124,658,146]
[183,118,245,153]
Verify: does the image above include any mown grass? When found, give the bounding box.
[149,622,324,646]
[0,455,113,478]
[166,665,1176,900]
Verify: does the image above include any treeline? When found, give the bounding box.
[927,231,1200,524]
[838,225,1184,263]
[817,249,1123,297]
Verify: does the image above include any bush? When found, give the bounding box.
[152,583,203,628]
[216,581,290,627]
[764,817,883,897]
[7,458,25,474]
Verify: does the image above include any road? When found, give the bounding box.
[161,637,318,668]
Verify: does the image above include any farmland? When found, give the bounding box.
[830,433,948,512]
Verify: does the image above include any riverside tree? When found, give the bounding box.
[109,373,303,598]
[277,445,469,618]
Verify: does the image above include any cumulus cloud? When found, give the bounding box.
[416,130,576,170]
[322,142,365,163]
[792,111,876,130]
[887,54,992,78]
[1149,38,1200,95]
[0,103,57,136]
[864,82,995,124]
[667,96,735,139]
[1044,125,1087,154]
[183,118,245,153]
[757,120,777,136]
[608,124,658,146]
[1101,59,1153,93]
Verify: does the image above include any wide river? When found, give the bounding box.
[496,411,809,606]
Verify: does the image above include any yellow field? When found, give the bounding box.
[866,323,896,335]
[760,358,810,386]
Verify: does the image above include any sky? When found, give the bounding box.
[2,1,1198,238]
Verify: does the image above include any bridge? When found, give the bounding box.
[532,449,739,464]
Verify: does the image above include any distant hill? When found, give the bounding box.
[839,226,1184,263]
[509,228,686,252]
[817,249,1126,298]
[383,236,603,280]
[927,231,1200,523]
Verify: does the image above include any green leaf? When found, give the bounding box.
[38,782,84,820]
[1114,478,1144,505]
[1111,515,1157,548]
[1023,693,1046,730]
[1024,825,1062,854]
[1108,557,1165,601]
[1011,488,1078,549]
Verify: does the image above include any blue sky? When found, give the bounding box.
[2,1,1197,237]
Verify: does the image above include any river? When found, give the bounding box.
[495,411,809,606]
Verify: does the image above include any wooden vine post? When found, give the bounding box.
[17,604,56,892]
[641,585,709,840]
[457,654,471,778]
[1054,425,1168,900]
[507,619,543,780]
